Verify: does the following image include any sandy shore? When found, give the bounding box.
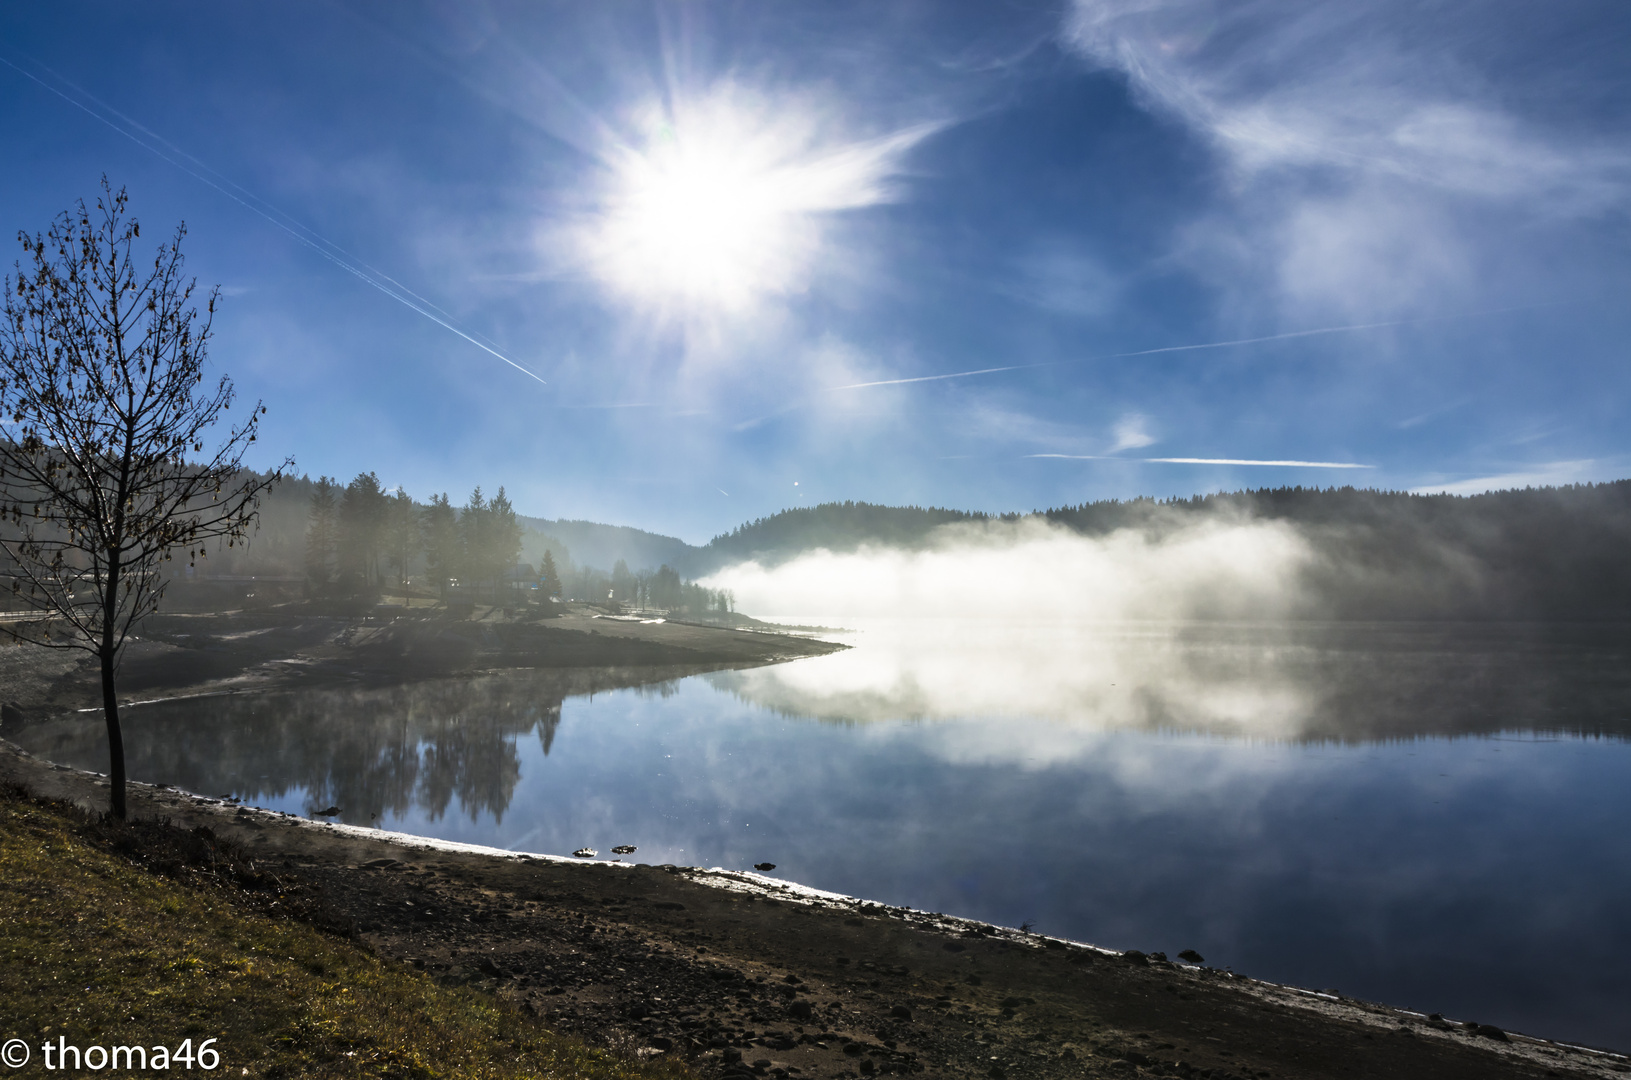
[1,614,1625,1078]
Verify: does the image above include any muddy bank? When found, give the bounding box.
[0,605,845,719]
[2,741,1622,1080]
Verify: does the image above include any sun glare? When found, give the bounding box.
[582,87,929,314]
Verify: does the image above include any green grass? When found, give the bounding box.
[0,790,689,1080]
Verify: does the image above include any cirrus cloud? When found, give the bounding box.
[1060,0,1631,320]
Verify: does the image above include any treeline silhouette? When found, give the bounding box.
[1043,482,1631,620]
[190,472,1631,621]
[519,517,692,579]
[689,484,1631,621]
[695,501,988,570]
[172,469,733,616]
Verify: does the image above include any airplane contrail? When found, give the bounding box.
[1028,454,1374,468]
[0,52,546,386]
[1145,457,1374,468]
[827,312,1544,392]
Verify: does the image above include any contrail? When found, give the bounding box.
[1028,453,1373,468]
[827,314,1529,392]
[1145,457,1374,468]
[0,52,546,386]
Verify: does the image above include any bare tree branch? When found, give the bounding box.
[0,178,293,817]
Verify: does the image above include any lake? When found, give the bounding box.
[16,619,1631,1050]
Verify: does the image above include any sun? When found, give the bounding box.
[580,85,930,315]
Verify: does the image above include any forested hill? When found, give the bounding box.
[679,483,1631,620]
[218,473,1631,619]
[694,501,990,570]
[1040,481,1631,536]
[518,517,693,575]
[1040,482,1631,620]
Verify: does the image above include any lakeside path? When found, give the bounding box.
[1,617,1627,1079]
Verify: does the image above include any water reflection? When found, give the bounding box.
[17,622,1631,831]
[712,619,1631,743]
[14,669,692,827]
[10,623,1631,1047]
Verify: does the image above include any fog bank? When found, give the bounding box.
[703,516,1312,621]
[699,518,1631,741]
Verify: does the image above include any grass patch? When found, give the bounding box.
[0,788,690,1079]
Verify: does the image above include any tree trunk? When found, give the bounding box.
[100,644,126,819]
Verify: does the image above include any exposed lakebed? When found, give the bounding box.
[15,618,1631,1050]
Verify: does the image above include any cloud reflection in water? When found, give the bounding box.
[710,618,1631,747]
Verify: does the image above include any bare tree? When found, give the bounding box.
[0,180,289,818]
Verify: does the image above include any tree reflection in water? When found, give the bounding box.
[14,668,701,826]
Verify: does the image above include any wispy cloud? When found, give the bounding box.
[1029,454,1372,469]
[1144,458,1373,469]
[0,53,547,386]
[1395,397,1472,430]
[826,313,1475,392]
[1108,413,1156,452]
[1060,1,1629,205]
[559,402,658,410]
[1411,460,1601,495]
[998,243,1120,319]
[1060,0,1631,318]
[959,401,1093,453]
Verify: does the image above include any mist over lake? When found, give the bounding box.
[5,4,1631,1074]
[16,616,1631,1049]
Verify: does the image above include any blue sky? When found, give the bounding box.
[2,1,1628,543]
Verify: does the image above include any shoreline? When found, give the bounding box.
[2,738,1621,1079]
[0,604,849,724]
[2,616,1626,1077]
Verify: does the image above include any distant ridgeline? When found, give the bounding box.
[687,486,1631,621]
[693,502,991,570]
[175,473,1631,621]
[517,517,692,577]
[1040,482,1631,621]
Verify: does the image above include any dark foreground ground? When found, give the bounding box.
[3,740,1625,1080]
[1,614,1628,1080]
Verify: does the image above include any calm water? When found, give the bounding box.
[17,620,1631,1050]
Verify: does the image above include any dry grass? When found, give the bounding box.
[0,790,692,1080]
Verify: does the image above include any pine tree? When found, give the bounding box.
[384,487,420,595]
[611,558,634,605]
[337,471,387,593]
[304,476,338,593]
[421,492,459,602]
[460,486,489,600]
[488,487,523,604]
[539,549,562,600]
